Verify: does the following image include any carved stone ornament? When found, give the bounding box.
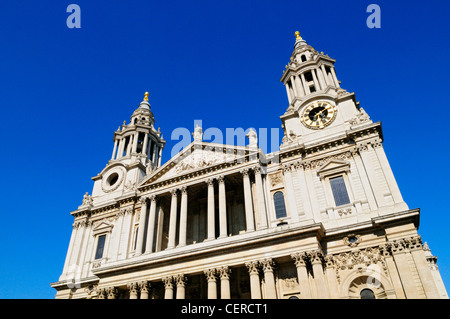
[269,172,283,186]
[192,124,203,142]
[162,276,173,289]
[218,266,231,280]
[343,233,361,247]
[245,261,260,275]
[204,269,217,282]
[349,107,371,125]
[124,180,137,191]
[302,151,353,170]
[331,246,387,283]
[81,192,93,206]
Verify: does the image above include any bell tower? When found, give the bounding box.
[89,92,166,205]
[280,31,370,148]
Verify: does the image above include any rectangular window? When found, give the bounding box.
[95,235,106,260]
[330,176,350,206]
[134,228,139,250]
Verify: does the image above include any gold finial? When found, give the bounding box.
[143,92,149,101]
[295,31,302,40]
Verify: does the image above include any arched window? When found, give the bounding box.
[360,288,375,299]
[273,191,287,219]
[301,55,307,62]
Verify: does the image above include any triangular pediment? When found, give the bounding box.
[316,159,350,177]
[139,141,259,187]
[92,221,114,235]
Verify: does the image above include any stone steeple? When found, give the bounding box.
[89,92,166,205]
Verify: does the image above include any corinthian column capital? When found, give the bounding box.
[204,269,217,282]
[162,276,173,289]
[218,266,231,280]
[245,260,260,275]
[260,258,276,272]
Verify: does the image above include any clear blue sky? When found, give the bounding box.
[0,1,449,299]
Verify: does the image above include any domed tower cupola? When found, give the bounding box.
[280,31,342,108]
[292,31,315,63]
[110,92,165,169]
[90,92,166,205]
[130,92,155,127]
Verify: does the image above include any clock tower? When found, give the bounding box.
[280,31,369,147]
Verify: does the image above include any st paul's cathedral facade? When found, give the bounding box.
[51,32,448,299]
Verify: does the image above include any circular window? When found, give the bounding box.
[107,173,119,186]
[101,167,125,193]
[348,236,358,243]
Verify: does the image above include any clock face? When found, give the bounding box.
[301,101,337,130]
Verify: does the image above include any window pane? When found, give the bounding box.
[360,288,375,299]
[134,228,139,250]
[95,235,106,260]
[330,176,350,206]
[273,192,287,219]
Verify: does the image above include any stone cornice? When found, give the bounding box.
[279,121,383,163]
[91,222,325,277]
[280,54,336,83]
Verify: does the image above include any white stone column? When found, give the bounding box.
[254,166,268,229]
[324,256,340,298]
[261,258,277,299]
[135,196,148,255]
[282,164,299,223]
[61,225,77,277]
[309,250,329,298]
[163,276,174,299]
[300,73,310,94]
[351,150,378,211]
[311,68,320,91]
[126,135,133,156]
[106,287,117,299]
[320,64,329,86]
[285,84,292,104]
[246,261,262,299]
[219,266,231,299]
[175,274,187,299]
[409,236,440,299]
[128,282,138,299]
[111,139,118,160]
[117,207,133,260]
[204,269,218,299]
[178,187,188,247]
[291,252,312,298]
[158,147,162,167]
[294,75,305,97]
[218,175,228,238]
[390,239,423,298]
[357,144,387,208]
[290,76,298,99]
[316,67,326,90]
[330,67,340,88]
[293,162,313,220]
[373,143,406,206]
[167,189,178,249]
[132,131,139,153]
[380,243,406,299]
[139,281,150,299]
[117,138,124,159]
[142,134,149,156]
[145,195,157,254]
[241,169,255,232]
[206,179,215,240]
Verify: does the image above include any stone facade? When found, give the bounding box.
[50,32,448,299]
